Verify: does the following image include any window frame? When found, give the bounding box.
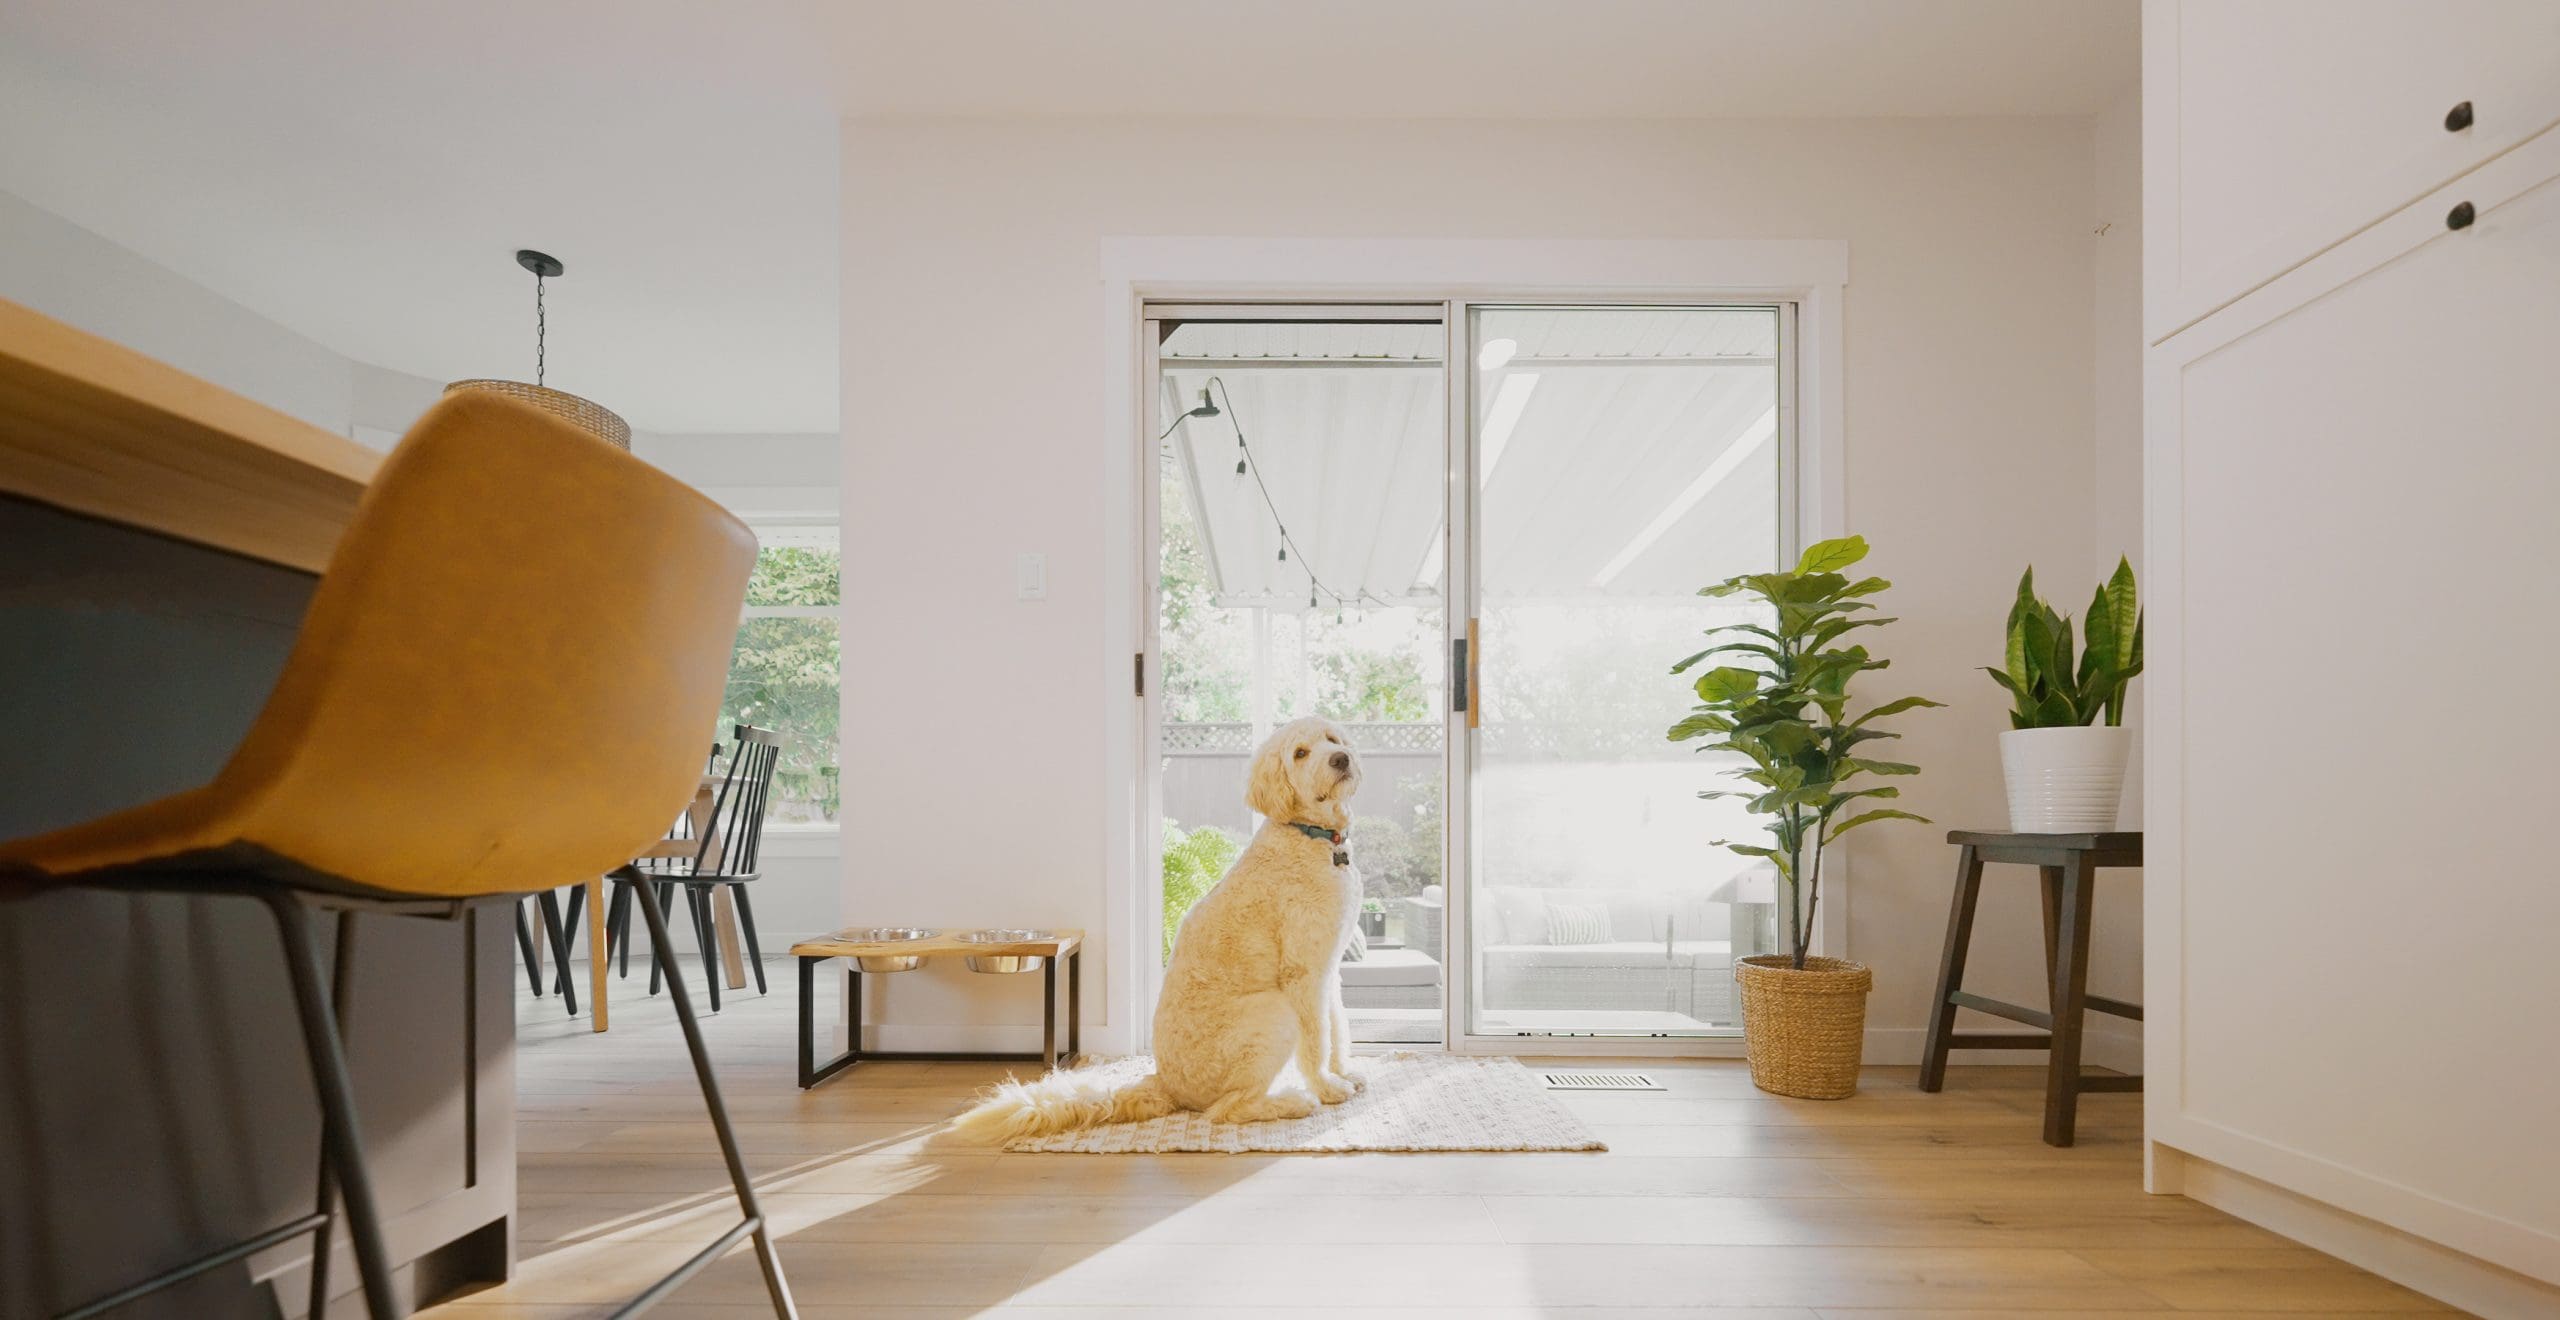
[736,518,842,835]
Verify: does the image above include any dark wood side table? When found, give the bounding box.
[1919,830,2143,1146]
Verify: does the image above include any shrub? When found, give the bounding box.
[1161,821,1242,959]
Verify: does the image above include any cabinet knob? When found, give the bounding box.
[2445,100,2474,132]
[2447,201,2477,231]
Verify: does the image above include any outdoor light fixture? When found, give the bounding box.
[446,249,631,449]
[1154,387,1220,440]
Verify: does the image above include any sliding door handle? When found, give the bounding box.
[1451,636,1469,714]
[1466,618,1480,729]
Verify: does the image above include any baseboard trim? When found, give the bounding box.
[1863,1023,2142,1074]
[2171,1148,2560,1319]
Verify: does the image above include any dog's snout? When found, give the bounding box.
[1329,751,1351,772]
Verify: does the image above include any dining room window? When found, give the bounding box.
[721,523,840,825]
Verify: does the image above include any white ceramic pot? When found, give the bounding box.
[1999,725,2130,832]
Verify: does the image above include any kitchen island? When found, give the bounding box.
[0,297,515,1318]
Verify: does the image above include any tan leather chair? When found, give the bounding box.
[0,393,799,1320]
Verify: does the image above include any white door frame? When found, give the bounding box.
[1104,239,1850,1058]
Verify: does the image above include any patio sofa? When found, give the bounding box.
[1427,886,1737,1024]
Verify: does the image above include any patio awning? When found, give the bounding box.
[1162,309,1778,607]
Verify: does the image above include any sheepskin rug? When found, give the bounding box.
[996,1051,1605,1154]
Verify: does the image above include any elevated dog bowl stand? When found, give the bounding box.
[790,927,1083,1089]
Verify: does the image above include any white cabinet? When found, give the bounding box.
[2145,0,2560,341]
[2146,2,2560,1297]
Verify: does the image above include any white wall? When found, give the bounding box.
[2084,87,2146,1068]
[1,187,352,431]
[842,114,2122,1054]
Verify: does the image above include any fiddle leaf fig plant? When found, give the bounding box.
[1667,535,1942,970]
[1984,557,2144,728]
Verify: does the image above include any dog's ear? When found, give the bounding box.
[1245,736,1298,820]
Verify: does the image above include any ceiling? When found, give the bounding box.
[0,2,843,434]
[0,1,2133,435]
[832,0,2138,120]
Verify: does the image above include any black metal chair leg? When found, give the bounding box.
[265,894,397,1320]
[732,883,768,994]
[513,902,543,994]
[688,885,723,1015]
[536,889,578,1016]
[647,882,675,997]
[607,881,633,978]
[623,874,799,1319]
[306,911,357,1320]
[557,883,586,997]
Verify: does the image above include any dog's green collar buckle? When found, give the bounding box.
[1287,820,1350,866]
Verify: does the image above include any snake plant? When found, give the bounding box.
[1985,557,2143,728]
[1666,536,1941,970]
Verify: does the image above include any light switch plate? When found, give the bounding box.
[1016,551,1047,601]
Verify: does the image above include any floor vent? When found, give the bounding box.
[1540,1070,1663,1092]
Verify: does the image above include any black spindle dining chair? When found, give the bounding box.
[609,725,783,1011]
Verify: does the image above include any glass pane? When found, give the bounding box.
[744,540,840,607]
[1154,317,1448,1044]
[721,615,840,823]
[1467,306,1783,1037]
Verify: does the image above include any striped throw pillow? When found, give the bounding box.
[1543,900,1611,947]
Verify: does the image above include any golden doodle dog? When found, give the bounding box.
[955,716,1366,1139]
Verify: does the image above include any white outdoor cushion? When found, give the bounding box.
[1543,901,1611,946]
[1483,940,1732,971]
[1484,887,1549,946]
[1338,947,1441,987]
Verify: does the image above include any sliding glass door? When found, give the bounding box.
[1141,299,1793,1047]
[1462,305,1787,1039]
[1147,307,1450,1044]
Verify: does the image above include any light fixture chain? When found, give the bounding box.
[534,271,547,388]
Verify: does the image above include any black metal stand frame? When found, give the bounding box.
[1919,831,2145,1147]
[797,949,1081,1089]
[605,868,798,1318]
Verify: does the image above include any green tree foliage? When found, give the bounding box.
[1159,468,1251,723]
[722,545,841,822]
[1667,536,1941,969]
[1161,821,1243,959]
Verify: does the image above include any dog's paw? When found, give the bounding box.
[1313,1071,1362,1104]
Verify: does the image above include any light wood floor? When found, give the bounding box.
[421,960,2452,1318]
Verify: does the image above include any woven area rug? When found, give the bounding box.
[1001,1051,1605,1154]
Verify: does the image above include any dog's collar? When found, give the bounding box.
[1286,821,1345,845]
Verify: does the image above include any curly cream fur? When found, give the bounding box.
[953,716,1365,1140]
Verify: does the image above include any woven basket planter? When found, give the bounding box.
[1735,954,1872,1099]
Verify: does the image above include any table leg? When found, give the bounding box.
[1918,844,1983,1092]
[1068,949,1082,1061]
[2039,864,2064,986]
[2044,853,2097,1147]
[1042,956,1059,1071]
[713,887,747,990]
[587,875,609,1032]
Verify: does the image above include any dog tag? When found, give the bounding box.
[1333,849,1350,867]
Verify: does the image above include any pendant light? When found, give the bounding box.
[445,249,631,449]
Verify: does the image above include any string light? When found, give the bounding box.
[1205,373,1409,617]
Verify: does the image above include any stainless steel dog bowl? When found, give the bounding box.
[958,928,1055,974]
[846,927,938,973]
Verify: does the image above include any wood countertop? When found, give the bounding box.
[0,296,382,574]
